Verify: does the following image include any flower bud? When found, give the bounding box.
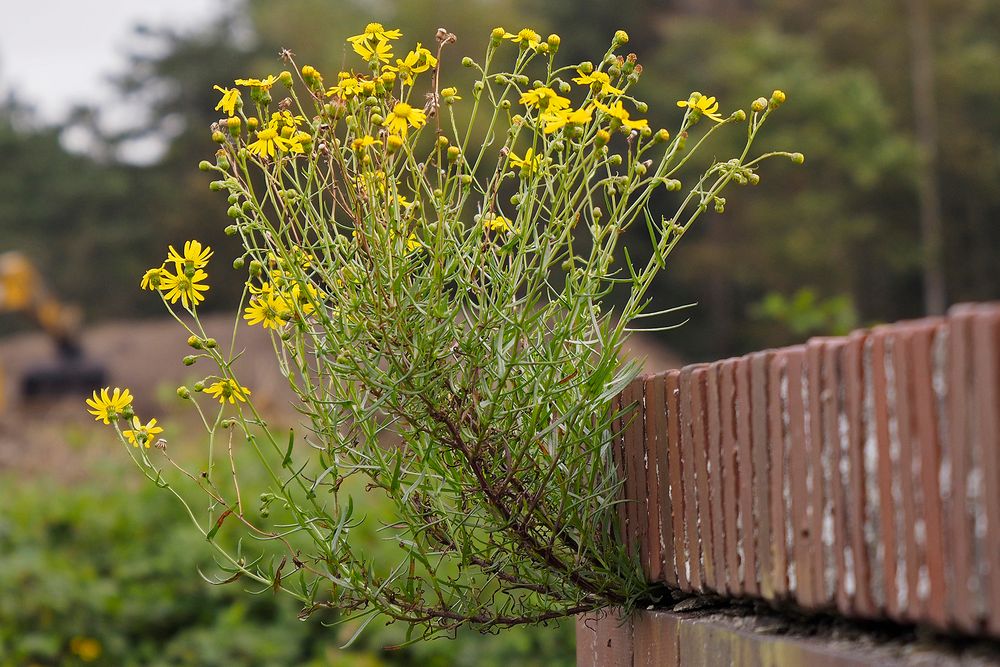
[592,206,603,221]
[227,116,241,133]
[547,34,560,53]
[595,129,611,146]
[462,56,475,68]
[578,61,594,74]
[121,405,135,420]
[233,257,245,271]
[447,146,461,163]
[491,27,506,41]
[665,179,682,191]
[751,97,768,113]
[279,70,293,87]
[437,135,449,148]
[654,128,670,143]
[183,355,198,366]
[210,180,225,191]
[225,225,239,236]
[193,381,205,392]
[249,260,263,278]
[247,117,259,130]
[635,162,647,176]
[635,101,648,114]
[558,81,572,94]
[607,66,621,79]
[473,81,484,96]
[460,174,473,186]
[242,201,254,213]
[177,386,191,399]
[748,173,761,185]
[730,109,747,122]
[790,152,805,164]
[770,89,786,108]
[227,205,242,219]
[212,130,226,143]
[612,30,629,47]
[387,135,404,153]
[199,160,212,171]
[187,335,203,349]
[204,338,218,349]
[609,154,623,167]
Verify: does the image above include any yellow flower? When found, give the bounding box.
[235,75,279,91]
[160,268,210,309]
[353,38,394,64]
[508,148,540,175]
[69,637,102,662]
[504,28,541,49]
[244,292,291,328]
[440,86,461,101]
[85,387,133,425]
[347,22,403,44]
[140,267,165,290]
[247,123,292,158]
[122,416,163,448]
[352,135,378,151]
[571,70,623,96]
[404,233,423,254]
[677,92,723,123]
[327,72,367,99]
[595,100,648,131]
[213,85,241,116]
[383,102,427,137]
[519,86,570,111]
[285,131,311,154]
[204,378,251,405]
[383,43,438,86]
[167,240,213,270]
[482,213,514,233]
[270,110,305,128]
[541,106,593,134]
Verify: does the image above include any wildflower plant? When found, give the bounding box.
[93,23,800,640]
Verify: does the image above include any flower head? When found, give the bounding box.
[86,387,133,424]
[327,72,368,99]
[677,92,723,123]
[244,292,291,329]
[247,122,292,158]
[352,37,394,64]
[519,86,570,111]
[140,267,165,291]
[595,100,648,132]
[204,378,251,405]
[571,70,623,97]
[160,268,210,309]
[508,148,540,176]
[383,102,427,137]
[541,105,593,134]
[348,23,403,45]
[383,43,438,86]
[482,213,515,234]
[235,75,279,91]
[504,28,542,49]
[123,416,163,448]
[213,85,241,116]
[167,240,213,270]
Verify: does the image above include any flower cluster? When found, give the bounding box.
[103,21,800,641]
[141,240,212,309]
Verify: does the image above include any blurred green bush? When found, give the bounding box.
[0,458,573,666]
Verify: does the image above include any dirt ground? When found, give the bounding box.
[0,312,683,479]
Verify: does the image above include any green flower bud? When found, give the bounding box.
[209,180,225,192]
[233,257,245,269]
[665,179,682,191]
[199,160,212,171]
[635,162,647,176]
[460,174,473,185]
[473,81,484,96]
[227,205,241,219]
[748,173,761,185]
[217,156,230,170]
[183,355,198,366]
[204,338,218,349]
[437,135,449,148]
[592,207,603,220]
[447,146,461,163]
[225,225,239,236]
[751,97,768,113]
[462,56,475,67]
[227,193,239,204]
[635,101,648,114]
[790,152,805,164]
[607,66,621,79]
[500,99,511,109]
[730,109,747,122]
[242,201,255,213]
[187,335,203,349]
[249,260,263,278]
[176,386,191,399]
[193,381,205,392]
[278,70,293,86]
[211,130,226,143]
[558,81,572,94]
[654,129,670,143]
[121,404,135,420]
[578,61,594,74]
[613,30,629,47]
[609,154,623,167]
[547,34,560,53]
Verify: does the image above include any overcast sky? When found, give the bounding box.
[0,0,227,122]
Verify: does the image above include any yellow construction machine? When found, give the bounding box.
[0,251,106,409]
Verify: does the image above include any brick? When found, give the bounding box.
[679,366,705,591]
[870,329,901,620]
[665,369,689,591]
[691,366,715,591]
[706,364,729,595]
[735,356,759,596]
[646,373,672,585]
[842,331,876,618]
[610,392,629,546]
[720,359,743,596]
[751,351,774,600]
[768,352,790,600]
[785,346,814,607]
[821,339,851,615]
[972,306,1000,635]
[806,338,832,607]
[623,380,647,563]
